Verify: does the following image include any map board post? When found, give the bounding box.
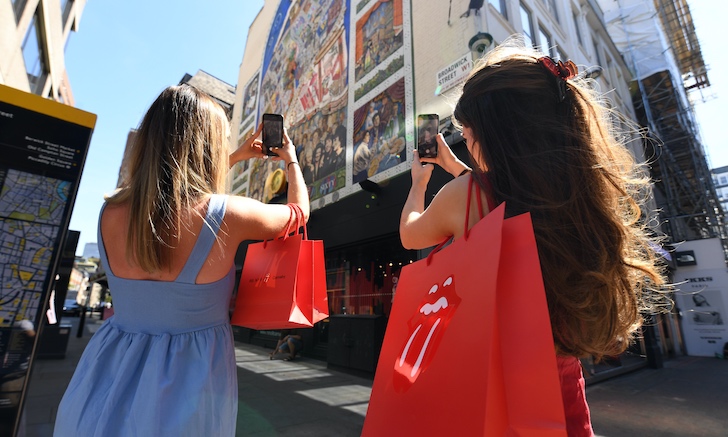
[0,84,96,436]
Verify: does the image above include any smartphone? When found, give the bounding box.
[417,114,439,158]
[262,113,284,156]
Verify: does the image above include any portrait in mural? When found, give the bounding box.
[241,71,260,122]
[352,77,406,183]
[355,0,403,82]
[248,159,284,203]
[255,0,350,202]
[289,105,347,200]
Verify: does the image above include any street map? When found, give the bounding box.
[0,169,69,327]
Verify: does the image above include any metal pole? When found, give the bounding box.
[76,277,90,338]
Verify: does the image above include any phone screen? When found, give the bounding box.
[262,114,284,156]
[417,114,439,158]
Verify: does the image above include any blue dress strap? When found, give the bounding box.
[96,202,114,277]
[176,194,228,284]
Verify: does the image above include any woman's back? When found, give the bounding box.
[100,195,236,284]
[54,195,238,437]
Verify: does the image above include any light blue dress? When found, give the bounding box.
[54,195,237,437]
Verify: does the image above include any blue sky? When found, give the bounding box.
[66,0,264,255]
[688,2,726,170]
[65,0,725,256]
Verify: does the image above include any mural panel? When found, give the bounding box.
[354,0,403,82]
[231,0,414,209]
[240,71,260,124]
[252,0,349,202]
[352,78,406,183]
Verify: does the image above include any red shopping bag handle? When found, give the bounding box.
[427,175,485,265]
[263,205,299,248]
[463,175,485,240]
[288,203,308,240]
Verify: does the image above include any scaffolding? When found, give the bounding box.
[603,0,725,253]
[655,0,709,91]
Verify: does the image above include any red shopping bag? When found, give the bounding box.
[362,179,566,436]
[310,237,329,324]
[231,205,327,330]
[291,204,329,324]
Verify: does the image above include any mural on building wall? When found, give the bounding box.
[247,0,350,202]
[241,71,260,124]
[352,78,406,183]
[232,0,414,208]
[354,0,403,83]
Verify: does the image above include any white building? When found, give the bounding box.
[0,0,88,103]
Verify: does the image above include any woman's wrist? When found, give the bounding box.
[450,161,470,177]
[287,161,300,170]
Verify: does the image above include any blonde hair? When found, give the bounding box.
[107,85,230,272]
[454,39,669,359]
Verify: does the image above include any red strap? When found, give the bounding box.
[464,175,486,240]
[428,174,495,261]
[288,203,308,240]
[478,173,497,212]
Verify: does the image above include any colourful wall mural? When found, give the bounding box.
[232,0,413,209]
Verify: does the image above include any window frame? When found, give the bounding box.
[572,10,583,46]
[489,0,508,19]
[21,10,48,94]
[538,26,555,58]
[541,0,560,23]
[520,3,535,48]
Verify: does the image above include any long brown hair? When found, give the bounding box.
[454,41,668,359]
[107,85,230,272]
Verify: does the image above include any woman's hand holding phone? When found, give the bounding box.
[418,134,471,178]
[271,129,297,165]
[410,150,434,189]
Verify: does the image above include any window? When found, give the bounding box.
[11,0,27,22]
[61,0,74,25]
[541,0,559,23]
[572,11,583,45]
[605,55,614,86]
[556,48,567,62]
[520,4,534,48]
[489,0,507,19]
[538,27,555,58]
[721,176,728,185]
[592,37,603,66]
[22,11,48,94]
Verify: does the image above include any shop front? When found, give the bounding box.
[230,134,677,380]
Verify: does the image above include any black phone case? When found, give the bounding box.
[417,116,439,158]
[262,115,283,156]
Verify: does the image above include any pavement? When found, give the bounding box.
[22,314,728,437]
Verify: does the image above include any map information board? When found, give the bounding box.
[0,84,95,436]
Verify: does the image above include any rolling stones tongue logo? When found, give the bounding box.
[393,275,461,392]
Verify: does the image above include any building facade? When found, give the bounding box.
[1,0,88,103]
[228,0,690,376]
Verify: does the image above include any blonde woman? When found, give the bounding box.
[55,85,309,437]
[400,41,667,436]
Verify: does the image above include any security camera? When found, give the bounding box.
[468,32,493,60]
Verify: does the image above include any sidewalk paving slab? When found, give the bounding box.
[22,315,728,437]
